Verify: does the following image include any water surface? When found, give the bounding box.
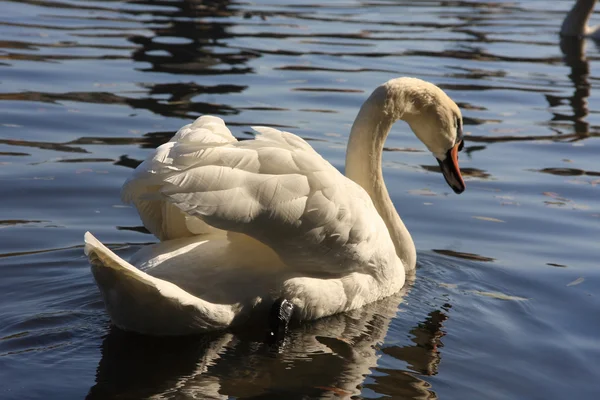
[1,0,599,398]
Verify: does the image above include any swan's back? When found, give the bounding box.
[123,116,403,276]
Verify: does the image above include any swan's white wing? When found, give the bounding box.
[124,116,399,274]
[122,116,235,240]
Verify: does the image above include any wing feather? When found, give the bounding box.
[124,116,398,273]
[121,116,236,240]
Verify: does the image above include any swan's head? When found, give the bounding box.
[393,78,466,194]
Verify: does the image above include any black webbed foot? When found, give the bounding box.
[267,298,294,343]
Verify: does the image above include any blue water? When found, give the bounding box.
[1,0,599,398]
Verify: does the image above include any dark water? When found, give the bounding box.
[1,0,599,398]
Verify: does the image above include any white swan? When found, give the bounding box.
[85,77,465,336]
[561,0,600,38]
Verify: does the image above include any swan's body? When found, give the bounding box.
[85,77,465,335]
[561,0,600,39]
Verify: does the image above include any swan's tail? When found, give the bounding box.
[84,232,236,335]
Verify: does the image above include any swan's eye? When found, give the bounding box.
[458,140,464,152]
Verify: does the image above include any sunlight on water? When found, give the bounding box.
[1,0,599,399]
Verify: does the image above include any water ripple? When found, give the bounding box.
[1,0,600,399]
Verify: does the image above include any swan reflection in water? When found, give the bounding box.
[546,36,593,138]
[86,284,448,399]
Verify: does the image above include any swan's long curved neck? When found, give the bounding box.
[345,84,417,271]
[562,0,597,36]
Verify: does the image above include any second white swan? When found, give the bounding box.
[85,77,466,336]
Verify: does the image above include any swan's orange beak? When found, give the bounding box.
[436,141,465,194]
